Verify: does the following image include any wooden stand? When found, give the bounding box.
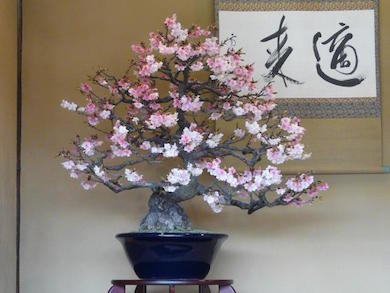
[108,279,236,293]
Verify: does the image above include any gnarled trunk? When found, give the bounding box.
[139,192,191,231]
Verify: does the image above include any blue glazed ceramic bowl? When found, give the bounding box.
[116,232,228,279]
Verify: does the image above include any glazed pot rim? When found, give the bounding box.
[116,232,228,239]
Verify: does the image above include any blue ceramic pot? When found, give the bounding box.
[116,232,228,279]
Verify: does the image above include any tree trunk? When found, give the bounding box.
[139,192,191,232]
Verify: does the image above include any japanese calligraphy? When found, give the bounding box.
[313,22,364,87]
[260,15,303,87]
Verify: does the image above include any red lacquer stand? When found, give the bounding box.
[108,279,236,293]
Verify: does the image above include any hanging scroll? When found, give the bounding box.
[216,0,380,118]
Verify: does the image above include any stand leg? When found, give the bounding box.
[199,285,211,293]
[135,285,146,293]
[169,285,175,293]
[108,285,125,293]
[219,286,236,293]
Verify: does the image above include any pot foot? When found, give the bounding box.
[108,285,125,293]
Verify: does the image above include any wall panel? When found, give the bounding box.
[21,1,390,293]
[0,0,17,292]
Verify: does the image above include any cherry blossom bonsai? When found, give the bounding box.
[60,14,328,233]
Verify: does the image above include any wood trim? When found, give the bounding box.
[16,0,22,292]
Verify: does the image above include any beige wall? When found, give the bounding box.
[0,0,17,292]
[21,1,390,293]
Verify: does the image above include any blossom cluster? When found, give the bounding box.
[60,14,328,217]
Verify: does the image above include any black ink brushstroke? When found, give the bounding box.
[313,23,364,87]
[261,15,302,87]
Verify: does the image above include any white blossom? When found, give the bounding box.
[125,169,143,183]
[203,191,224,213]
[206,133,223,148]
[163,143,179,158]
[233,128,245,139]
[61,99,77,111]
[62,160,75,170]
[81,181,97,190]
[167,168,191,186]
[163,185,178,193]
[187,163,203,176]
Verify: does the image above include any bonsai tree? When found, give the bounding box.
[60,14,328,232]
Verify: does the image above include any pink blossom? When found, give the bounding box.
[189,26,210,38]
[85,101,96,115]
[164,14,176,28]
[139,55,163,77]
[96,76,108,86]
[267,145,286,165]
[205,158,230,182]
[286,143,310,160]
[131,44,152,56]
[209,112,222,120]
[81,181,97,190]
[80,83,92,94]
[87,116,99,126]
[223,102,231,110]
[133,100,144,109]
[140,141,151,150]
[158,43,177,55]
[149,103,160,111]
[162,113,179,128]
[108,85,119,96]
[146,112,178,129]
[129,83,159,101]
[201,37,219,56]
[226,168,238,187]
[149,32,162,49]
[279,117,305,139]
[99,110,111,119]
[179,126,203,152]
[81,138,103,156]
[111,120,129,149]
[118,79,131,91]
[263,85,275,100]
[175,64,186,71]
[307,182,329,198]
[177,95,203,112]
[286,174,314,192]
[104,102,115,110]
[165,14,188,42]
[111,145,132,157]
[283,194,294,203]
[176,45,193,61]
[190,61,204,71]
